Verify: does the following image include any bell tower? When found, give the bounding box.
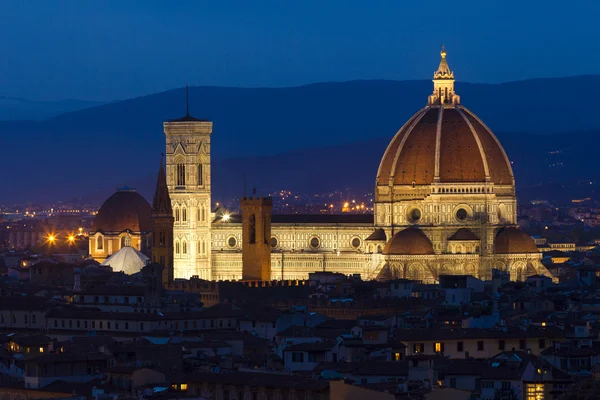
[151,158,174,284]
[164,86,213,280]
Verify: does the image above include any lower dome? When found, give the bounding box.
[101,246,149,275]
[494,228,538,254]
[383,227,434,255]
[92,188,152,233]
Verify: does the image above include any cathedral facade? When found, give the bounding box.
[91,49,550,283]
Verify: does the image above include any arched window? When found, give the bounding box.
[176,163,185,186]
[202,240,206,255]
[121,235,131,248]
[97,235,104,250]
[182,207,187,222]
[197,164,203,185]
[175,240,180,254]
[182,241,187,254]
[174,207,180,222]
[196,208,200,222]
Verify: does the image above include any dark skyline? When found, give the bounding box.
[1,0,600,101]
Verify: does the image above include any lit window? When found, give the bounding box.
[39,347,44,353]
[180,384,188,391]
[435,342,442,352]
[541,322,546,327]
[394,352,401,361]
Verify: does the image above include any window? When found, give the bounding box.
[482,381,494,389]
[97,235,103,250]
[197,164,203,185]
[182,207,187,222]
[249,214,256,244]
[24,315,28,324]
[434,342,443,353]
[292,352,304,362]
[182,241,187,254]
[121,234,131,247]
[140,323,144,331]
[175,241,180,254]
[125,322,129,330]
[413,343,424,353]
[84,321,88,329]
[310,236,320,249]
[477,341,484,351]
[394,352,401,361]
[39,347,44,353]
[498,340,505,350]
[457,342,464,352]
[501,381,511,390]
[175,207,180,222]
[539,339,546,349]
[92,321,95,328]
[177,163,185,186]
[519,339,526,350]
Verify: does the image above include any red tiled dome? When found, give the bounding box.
[92,189,152,233]
[494,227,538,254]
[376,106,514,186]
[383,227,434,255]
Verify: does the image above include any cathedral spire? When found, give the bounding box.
[152,156,172,215]
[428,46,460,106]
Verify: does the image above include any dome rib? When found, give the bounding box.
[376,107,428,185]
[461,107,515,185]
[456,106,490,181]
[390,107,437,185]
[433,106,443,181]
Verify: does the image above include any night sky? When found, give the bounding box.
[1,0,599,101]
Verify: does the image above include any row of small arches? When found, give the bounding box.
[174,206,208,223]
[434,187,492,194]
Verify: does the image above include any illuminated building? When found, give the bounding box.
[90,48,550,282]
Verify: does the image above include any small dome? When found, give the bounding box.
[92,189,152,233]
[448,228,479,241]
[101,246,149,275]
[383,227,434,255]
[494,227,538,254]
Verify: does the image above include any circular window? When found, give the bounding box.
[270,237,278,248]
[351,237,361,249]
[456,208,468,221]
[309,237,320,249]
[407,207,422,223]
[227,236,237,248]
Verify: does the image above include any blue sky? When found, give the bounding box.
[0,0,598,101]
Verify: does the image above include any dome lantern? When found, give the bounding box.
[428,45,460,106]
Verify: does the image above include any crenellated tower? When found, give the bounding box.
[151,158,174,284]
[164,87,213,279]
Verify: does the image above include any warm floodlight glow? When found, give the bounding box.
[222,214,231,222]
[47,234,56,244]
[67,235,75,243]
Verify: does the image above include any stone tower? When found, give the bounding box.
[164,89,213,280]
[151,158,174,284]
[240,196,273,281]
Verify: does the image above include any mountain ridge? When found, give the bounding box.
[2,76,600,203]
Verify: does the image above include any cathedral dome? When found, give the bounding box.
[376,49,514,187]
[92,188,152,233]
[383,227,434,255]
[494,227,538,254]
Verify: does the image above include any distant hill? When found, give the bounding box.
[1,76,600,203]
[0,96,103,121]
